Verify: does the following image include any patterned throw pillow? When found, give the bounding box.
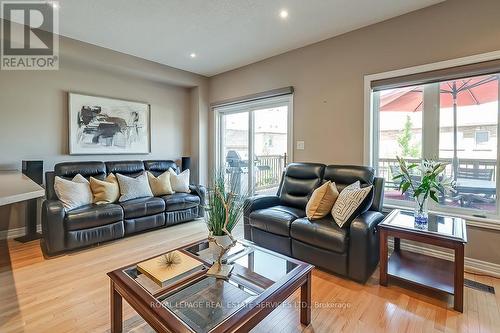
[331,181,373,228]
[90,173,120,204]
[116,172,153,202]
[54,174,93,211]
[168,168,190,193]
[306,181,339,220]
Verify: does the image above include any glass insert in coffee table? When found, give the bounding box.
[121,239,300,333]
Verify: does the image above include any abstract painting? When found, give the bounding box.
[68,93,150,155]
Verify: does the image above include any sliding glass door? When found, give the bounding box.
[216,95,292,195]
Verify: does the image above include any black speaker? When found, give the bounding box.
[17,160,44,243]
[22,160,43,185]
[181,156,191,172]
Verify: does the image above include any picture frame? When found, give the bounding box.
[68,92,151,155]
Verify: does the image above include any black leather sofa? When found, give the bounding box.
[244,163,385,283]
[41,160,205,255]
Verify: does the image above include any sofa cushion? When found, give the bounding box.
[124,213,165,234]
[55,174,93,211]
[147,171,174,196]
[66,221,124,250]
[143,160,179,176]
[291,216,348,253]
[162,193,200,212]
[279,163,325,209]
[90,173,120,204]
[331,181,373,228]
[323,165,375,192]
[65,204,124,231]
[249,205,305,237]
[116,173,154,202]
[105,160,145,178]
[305,181,339,220]
[169,168,190,193]
[119,197,165,219]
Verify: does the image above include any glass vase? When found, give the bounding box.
[414,195,429,230]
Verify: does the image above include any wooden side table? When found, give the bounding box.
[379,210,467,312]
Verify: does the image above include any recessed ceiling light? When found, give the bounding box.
[279,10,288,19]
[190,53,197,58]
[48,1,59,9]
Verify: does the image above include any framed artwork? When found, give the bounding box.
[68,92,151,155]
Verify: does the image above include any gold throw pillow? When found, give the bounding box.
[306,181,339,220]
[147,171,174,196]
[90,173,120,204]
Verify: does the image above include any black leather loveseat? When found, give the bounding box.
[41,160,205,255]
[244,163,384,283]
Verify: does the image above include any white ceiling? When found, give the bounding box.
[5,0,444,76]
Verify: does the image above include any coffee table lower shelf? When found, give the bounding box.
[387,249,454,295]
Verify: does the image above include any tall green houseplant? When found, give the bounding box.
[204,172,248,236]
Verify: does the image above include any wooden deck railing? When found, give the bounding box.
[378,157,497,189]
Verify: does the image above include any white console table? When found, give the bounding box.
[0,171,45,242]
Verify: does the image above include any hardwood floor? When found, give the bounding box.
[1,219,499,332]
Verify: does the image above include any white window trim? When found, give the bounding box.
[363,50,500,229]
[474,130,490,146]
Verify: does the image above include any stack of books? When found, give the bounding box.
[136,250,204,289]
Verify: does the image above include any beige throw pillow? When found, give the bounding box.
[331,181,373,228]
[168,168,190,193]
[90,173,120,204]
[54,174,93,211]
[147,171,174,196]
[306,181,339,220]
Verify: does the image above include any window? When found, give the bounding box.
[371,73,499,217]
[475,131,490,146]
[215,95,293,195]
[377,86,423,203]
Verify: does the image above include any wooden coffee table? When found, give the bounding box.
[379,210,467,312]
[107,239,314,332]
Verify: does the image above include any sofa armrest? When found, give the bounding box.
[370,177,385,212]
[41,200,66,255]
[243,195,280,240]
[190,184,207,218]
[348,210,384,282]
[244,195,280,216]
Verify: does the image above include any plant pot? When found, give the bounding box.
[208,234,233,261]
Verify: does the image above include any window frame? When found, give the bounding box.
[364,51,500,223]
[474,130,490,146]
[213,94,294,195]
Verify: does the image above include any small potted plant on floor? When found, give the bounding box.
[393,157,455,228]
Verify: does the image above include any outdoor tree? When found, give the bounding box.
[397,115,420,158]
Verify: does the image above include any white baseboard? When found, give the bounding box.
[390,240,500,278]
[0,225,42,240]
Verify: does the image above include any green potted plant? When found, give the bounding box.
[204,172,248,278]
[393,157,455,228]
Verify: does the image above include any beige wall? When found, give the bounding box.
[0,33,209,231]
[208,0,500,265]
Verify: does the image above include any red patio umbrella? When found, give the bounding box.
[379,74,499,179]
